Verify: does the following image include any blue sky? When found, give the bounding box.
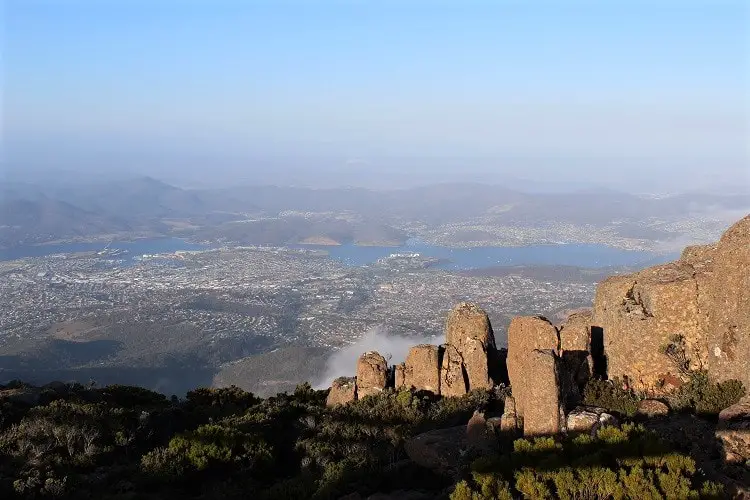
[3,0,749,190]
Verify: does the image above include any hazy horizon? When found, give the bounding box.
[3,1,749,193]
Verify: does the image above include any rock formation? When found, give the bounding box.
[394,363,406,389]
[566,406,617,435]
[326,377,357,407]
[558,310,592,377]
[444,302,496,391]
[404,425,467,474]
[356,351,388,398]
[439,344,467,397]
[466,411,496,453]
[403,344,441,394]
[592,215,750,392]
[506,316,559,420]
[500,395,519,434]
[700,216,750,388]
[521,349,564,436]
[636,399,670,418]
[716,395,750,464]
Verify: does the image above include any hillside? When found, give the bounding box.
[3,178,746,250]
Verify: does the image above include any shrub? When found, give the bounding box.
[165,424,272,472]
[667,371,745,415]
[583,378,640,417]
[451,424,723,499]
[660,334,691,376]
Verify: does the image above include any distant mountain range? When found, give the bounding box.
[2,176,748,249]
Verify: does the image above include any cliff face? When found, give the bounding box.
[592,215,750,391]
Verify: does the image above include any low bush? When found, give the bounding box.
[667,370,745,416]
[451,423,723,499]
[583,378,640,417]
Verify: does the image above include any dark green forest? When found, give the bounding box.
[0,374,745,499]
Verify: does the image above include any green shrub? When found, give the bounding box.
[583,378,640,417]
[452,423,723,499]
[165,424,272,472]
[668,371,745,415]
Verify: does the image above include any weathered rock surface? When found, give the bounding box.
[404,426,466,474]
[592,263,703,392]
[326,377,357,407]
[439,344,467,397]
[500,395,519,434]
[522,349,563,436]
[559,310,592,352]
[506,316,559,419]
[394,363,406,389]
[717,396,750,464]
[566,406,618,434]
[702,216,750,389]
[356,351,388,398]
[466,411,496,453]
[592,215,750,392]
[558,311,593,392]
[445,302,496,390]
[637,399,670,418]
[403,345,441,394]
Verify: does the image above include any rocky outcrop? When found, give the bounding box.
[593,263,703,392]
[404,425,467,474]
[356,351,388,398]
[566,406,618,435]
[559,310,592,352]
[522,349,565,436]
[439,344,467,397]
[702,216,750,388]
[716,396,750,464]
[394,363,406,389]
[403,345,441,394]
[637,399,670,418]
[326,377,357,407]
[466,411,496,453]
[592,215,750,392]
[444,302,496,391]
[506,316,559,420]
[559,311,592,379]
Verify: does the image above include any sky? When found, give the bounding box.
[3,0,749,192]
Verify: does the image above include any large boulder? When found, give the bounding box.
[566,406,618,435]
[394,363,406,389]
[558,311,593,404]
[637,399,670,418]
[439,344,467,397]
[500,395,519,434]
[591,215,750,393]
[356,351,388,398]
[466,411,496,454]
[716,396,750,464]
[403,345,441,394]
[522,349,564,436]
[702,216,750,389]
[558,310,592,352]
[506,316,559,418]
[326,377,357,407]
[592,263,704,392]
[445,302,496,390]
[404,426,467,474]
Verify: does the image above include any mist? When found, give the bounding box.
[314,325,440,389]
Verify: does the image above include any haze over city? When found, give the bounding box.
[3,0,748,192]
